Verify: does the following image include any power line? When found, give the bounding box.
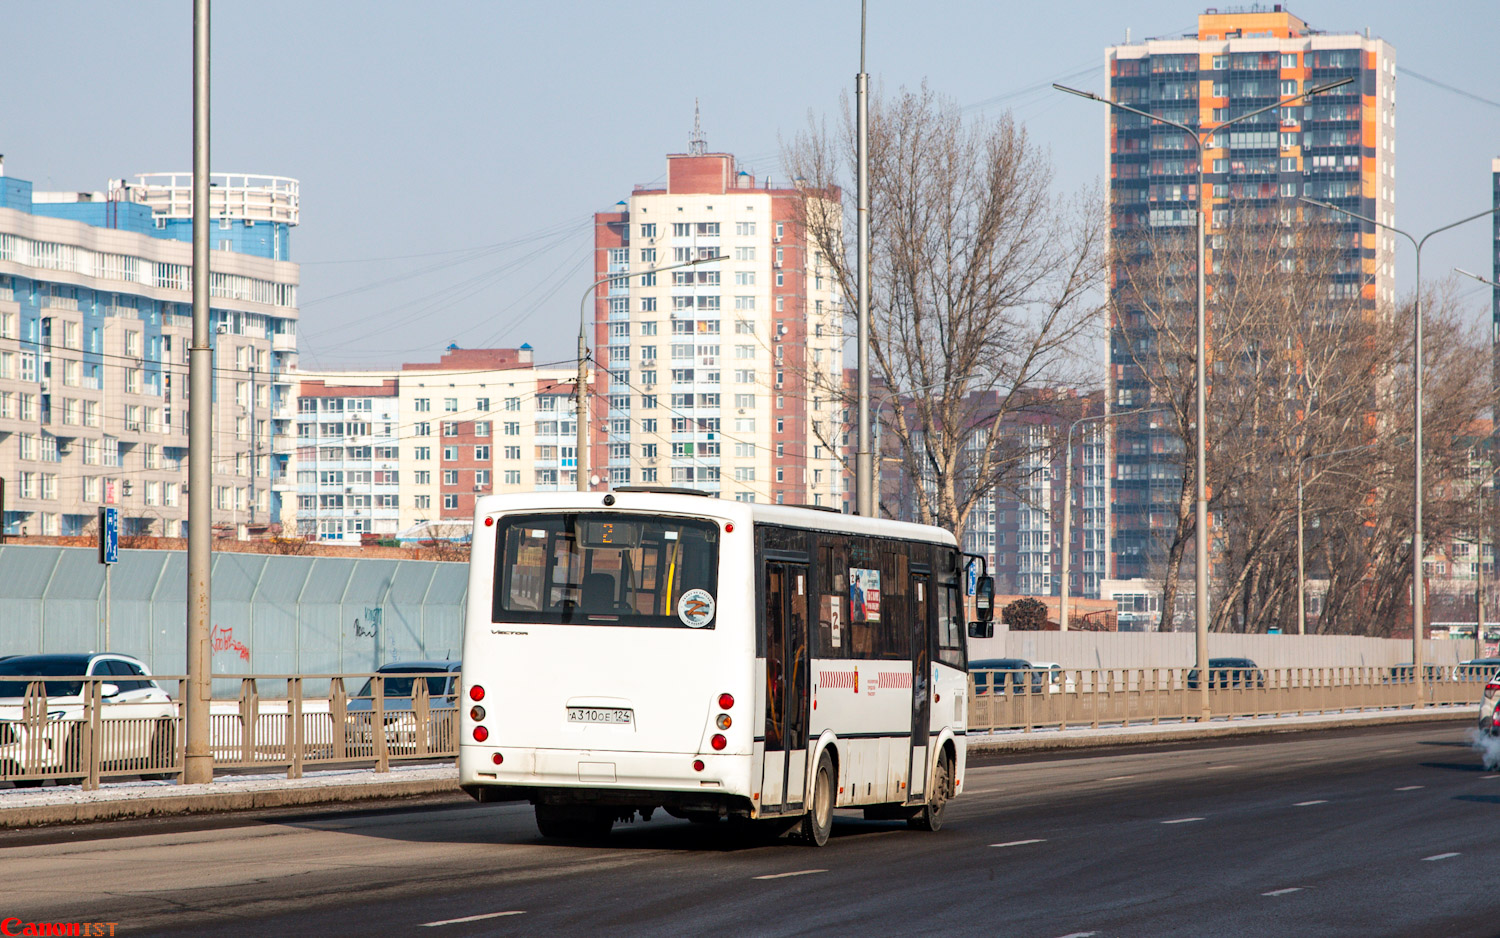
[1398,66,1500,111]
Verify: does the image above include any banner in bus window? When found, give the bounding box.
[850,568,881,623]
[822,594,842,649]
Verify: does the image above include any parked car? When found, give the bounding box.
[1185,657,1265,690]
[1384,663,1449,684]
[969,658,1036,696]
[345,661,460,754]
[1455,658,1500,682]
[1027,661,1077,694]
[0,653,175,785]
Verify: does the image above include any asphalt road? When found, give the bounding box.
[3,721,1496,938]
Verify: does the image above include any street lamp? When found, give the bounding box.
[1060,405,1168,631]
[1295,443,1375,636]
[1299,199,1500,702]
[1056,75,1352,720]
[576,253,727,492]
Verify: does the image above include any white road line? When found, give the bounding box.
[1205,764,1235,770]
[1395,785,1424,791]
[965,788,1002,794]
[1161,817,1205,824]
[990,839,1046,848]
[421,911,525,927]
[1051,933,1097,938]
[1483,775,1500,780]
[754,869,827,880]
[1103,775,1136,781]
[1262,888,1304,897]
[1294,800,1328,806]
[1422,852,1460,862]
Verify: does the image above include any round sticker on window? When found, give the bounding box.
[677,589,716,628]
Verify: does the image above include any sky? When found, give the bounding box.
[3,1,1497,372]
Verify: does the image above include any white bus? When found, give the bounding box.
[458,488,993,846]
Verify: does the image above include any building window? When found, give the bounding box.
[443,494,459,510]
[443,421,459,436]
[735,222,756,236]
[641,223,657,239]
[475,445,490,460]
[443,470,459,485]
[414,398,430,412]
[444,397,458,412]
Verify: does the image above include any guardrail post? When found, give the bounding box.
[239,678,258,765]
[373,675,389,773]
[288,677,304,779]
[84,678,102,791]
[330,677,348,761]
[414,676,432,757]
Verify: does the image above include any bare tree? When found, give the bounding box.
[785,84,1106,540]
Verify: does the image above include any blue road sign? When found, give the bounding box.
[967,562,977,596]
[99,506,119,564]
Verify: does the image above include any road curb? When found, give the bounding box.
[0,775,461,830]
[967,708,1474,753]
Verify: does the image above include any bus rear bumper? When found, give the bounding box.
[460,745,748,797]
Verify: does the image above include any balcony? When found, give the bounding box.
[272,332,297,353]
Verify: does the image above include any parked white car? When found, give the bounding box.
[0,653,176,785]
[1028,661,1077,694]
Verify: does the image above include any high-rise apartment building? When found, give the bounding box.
[591,146,845,506]
[1105,7,1395,580]
[0,161,300,537]
[292,347,582,543]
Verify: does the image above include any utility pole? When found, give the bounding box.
[854,0,873,515]
[184,0,213,785]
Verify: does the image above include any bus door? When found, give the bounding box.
[908,572,931,801]
[761,560,810,814]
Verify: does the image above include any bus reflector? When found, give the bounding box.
[492,752,504,765]
[718,693,734,710]
[711,734,727,751]
[693,759,705,772]
[473,726,489,742]
[470,685,485,702]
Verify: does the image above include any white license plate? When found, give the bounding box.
[567,707,633,725]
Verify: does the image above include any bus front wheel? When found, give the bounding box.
[800,751,834,847]
[909,752,951,832]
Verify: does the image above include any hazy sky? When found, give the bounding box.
[3,1,1497,371]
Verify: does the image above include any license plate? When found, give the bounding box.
[567,707,633,725]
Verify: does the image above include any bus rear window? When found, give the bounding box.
[493,513,720,628]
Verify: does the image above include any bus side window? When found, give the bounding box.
[937,579,965,669]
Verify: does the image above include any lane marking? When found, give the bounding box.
[421,911,525,927]
[1483,775,1500,780]
[1161,817,1205,824]
[1102,775,1136,781]
[1051,933,1097,938]
[1395,785,1424,791]
[1263,888,1304,897]
[1422,852,1460,862]
[965,787,1002,794]
[990,839,1046,848]
[1205,764,1235,770]
[1294,800,1328,806]
[754,869,827,880]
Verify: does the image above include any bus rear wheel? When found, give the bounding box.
[800,751,834,847]
[535,804,613,842]
[909,752,951,832]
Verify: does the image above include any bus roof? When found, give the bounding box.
[473,490,957,548]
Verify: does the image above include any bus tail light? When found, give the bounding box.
[492,752,504,765]
[710,734,727,751]
[693,759,705,772]
[716,714,732,730]
[470,706,486,721]
[718,693,734,710]
[473,726,489,742]
[469,685,485,702]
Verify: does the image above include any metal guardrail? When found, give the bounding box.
[0,672,458,790]
[965,666,1482,734]
[0,667,1483,790]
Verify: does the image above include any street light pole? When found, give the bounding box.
[577,253,727,492]
[1060,406,1167,631]
[1057,76,1351,721]
[854,0,874,516]
[1300,199,1500,704]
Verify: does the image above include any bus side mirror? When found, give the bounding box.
[974,575,994,622]
[968,621,993,639]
